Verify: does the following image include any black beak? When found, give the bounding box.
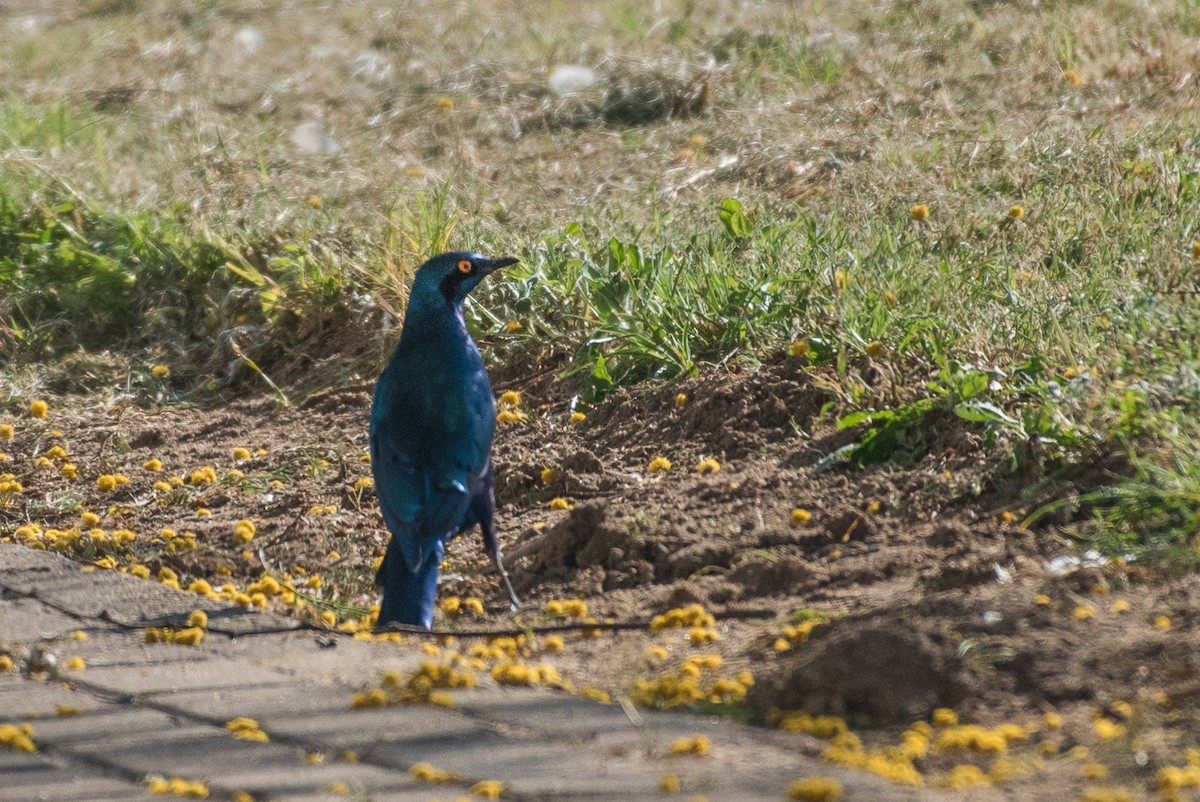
[481,256,519,273]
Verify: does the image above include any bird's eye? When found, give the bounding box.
[457,259,472,274]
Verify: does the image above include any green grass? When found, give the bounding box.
[1,0,1198,562]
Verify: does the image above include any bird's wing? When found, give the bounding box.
[431,365,496,498]
[370,413,464,571]
[370,365,495,570]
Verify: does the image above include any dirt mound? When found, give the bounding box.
[578,358,833,461]
[748,617,974,725]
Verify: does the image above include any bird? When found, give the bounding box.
[370,251,521,629]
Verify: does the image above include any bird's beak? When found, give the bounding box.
[481,256,519,274]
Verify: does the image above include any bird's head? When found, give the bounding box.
[412,251,519,307]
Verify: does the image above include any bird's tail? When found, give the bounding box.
[376,537,444,630]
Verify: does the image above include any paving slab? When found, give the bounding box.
[149,682,501,747]
[77,652,296,698]
[0,562,297,633]
[21,628,206,670]
[0,749,142,802]
[0,673,109,717]
[0,546,70,573]
[206,628,426,684]
[0,597,87,641]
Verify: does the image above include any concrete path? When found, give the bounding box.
[0,544,937,801]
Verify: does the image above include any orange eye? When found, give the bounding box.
[457,259,472,274]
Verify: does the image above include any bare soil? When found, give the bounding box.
[4,362,1197,799]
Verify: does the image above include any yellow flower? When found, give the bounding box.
[931,707,958,727]
[1073,605,1096,621]
[570,411,586,423]
[409,762,460,783]
[997,510,1018,524]
[865,341,886,359]
[543,635,564,653]
[1157,765,1200,790]
[669,734,711,756]
[498,390,521,407]
[660,773,681,794]
[470,780,504,800]
[306,196,323,209]
[695,457,720,474]
[0,424,13,440]
[786,777,843,801]
[909,204,930,221]
[1192,241,1200,263]
[548,497,573,510]
[151,364,171,379]
[540,466,558,485]
[647,456,672,473]
[1110,599,1131,613]
[1094,718,1126,740]
[1061,69,1086,86]
[504,320,523,333]
[1042,712,1063,730]
[1008,204,1025,220]
[0,721,36,752]
[81,511,101,527]
[59,463,77,479]
[789,340,810,357]
[329,782,348,795]
[96,474,119,492]
[28,400,48,418]
[350,688,388,708]
[232,448,251,462]
[1155,615,1171,630]
[937,764,990,789]
[64,656,86,671]
[435,96,455,111]
[1035,593,1051,605]
[791,508,812,527]
[0,656,14,672]
[189,466,217,485]
[234,519,256,543]
[675,393,688,409]
[496,409,527,425]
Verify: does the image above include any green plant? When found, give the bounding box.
[1028,442,1200,567]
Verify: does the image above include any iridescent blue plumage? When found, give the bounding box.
[370,251,520,628]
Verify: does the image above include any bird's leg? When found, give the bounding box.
[492,545,521,612]
[479,511,520,611]
[476,463,520,611]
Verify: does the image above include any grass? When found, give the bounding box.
[0,0,1198,558]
